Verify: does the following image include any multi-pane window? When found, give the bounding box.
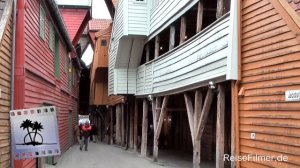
[39,4,46,40]
[49,23,54,51]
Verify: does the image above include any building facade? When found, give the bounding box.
[108,0,236,167]
[0,0,13,167]
[14,0,80,167]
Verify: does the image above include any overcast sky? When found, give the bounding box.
[57,0,111,66]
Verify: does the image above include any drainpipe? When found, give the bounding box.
[10,0,17,167]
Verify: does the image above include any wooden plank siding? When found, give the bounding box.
[109,0,124,95]
[127,0,148,35]
[136,15,230,96]
[239,0,300,167]
[0,10,12,168]
[17,0,80,167]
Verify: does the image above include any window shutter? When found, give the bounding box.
[39,5,45,40]
[49,23,54,51]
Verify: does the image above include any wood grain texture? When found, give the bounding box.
[0,7,12,168]
[239,0,300,167]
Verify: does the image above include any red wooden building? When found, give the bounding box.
[14,0,81,167]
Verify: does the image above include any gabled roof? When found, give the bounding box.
[88,19,112,31]
[59,7,91,44]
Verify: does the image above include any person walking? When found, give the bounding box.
[80,121,92,151]
[75,124,83,146]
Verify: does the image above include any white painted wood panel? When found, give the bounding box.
[136,14,230,96]
[128,0,148,35]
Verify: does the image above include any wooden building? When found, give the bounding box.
[236,0,300,167]
[0,1,13,167]
[14,0,81,167]
[107,0,237,167]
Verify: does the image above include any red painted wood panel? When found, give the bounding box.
[16,0,80,167]
[59,8,89,41]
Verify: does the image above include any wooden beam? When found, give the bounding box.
[155,36,160,58]
[110,107,113,145]
[134,100,138,152]
[130,101,134,148]
[169,25,175,50]
[216,84,225,168]
[196,1,204,33]
[141,99,149,157]
[153,96,169,162]
[216,0,225,19]
[121,104,125,146]
[184,93,195,145]
[196,89,214,140]
[152,98,157,130]
[146,43,150,62]
[116,104,122,145]
[180,16,186,44]
[155,97,162,129]
[193,90,202,168]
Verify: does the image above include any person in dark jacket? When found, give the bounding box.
[80,121,92,151]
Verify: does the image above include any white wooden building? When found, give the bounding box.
[108,0,238,97]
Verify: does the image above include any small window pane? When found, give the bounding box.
[39,5,45,40]
[101,40,107,46]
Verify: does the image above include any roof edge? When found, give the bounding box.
[47,0,75,52]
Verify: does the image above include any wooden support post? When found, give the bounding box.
[196,1,204,33]
[193,90,202,168]
[134,100,138,152]
[110,107,113,145]
[121,104,125,146]
[231,81,237,168]
[184,93,195,145]
[141,99,149,157]
[169,25,175,50]
[153,96,169,162]
[180,16,186,44]
[116,104,122,145]
[196,89,214,140]
[146,44,150,62]
[216,0,225,19]
[130,101,134,148]
[216,84,225,168]
[151,98,157,130]
[155,36,160,58]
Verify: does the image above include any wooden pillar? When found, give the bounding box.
[121,104,125,146]
[194,90,202,168]
[155,36,160,58]
[116,104,122,145]
[134,100,139,152]
[141,99,149,157]
[130,101,134,148]
[180,16,186,44]
[216,0,225,19]
[146,44,150,62]
[216,84,225,168]
[196,1,204,33]
[169,25,175,50]
[110,107,113,145]
[153,96,169,162]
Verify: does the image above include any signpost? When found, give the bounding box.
[10,106,61,160]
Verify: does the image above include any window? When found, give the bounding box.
[39,4,46,40]
[54,33,60,78]
[49,23,54,51]
[101,39,107,46]
[64,49,68,73]
[72,68,76,86]
[68,62,72,90]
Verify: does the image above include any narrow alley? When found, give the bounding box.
[47,142,195,168]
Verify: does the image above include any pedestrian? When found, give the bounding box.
[91,124,98,143]
[75,124,83,146]
[80,121,92,151]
